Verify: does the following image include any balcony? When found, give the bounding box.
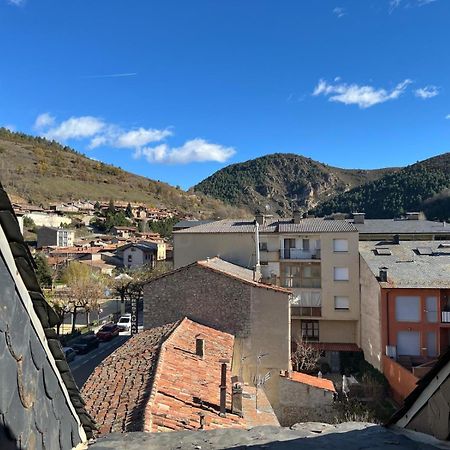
[442,311,450,323]
[280,248,321,260]
[291,306,322,317]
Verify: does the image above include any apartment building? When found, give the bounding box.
[173,212,361,370]
[360,240,450,401]
[37,226,75,248]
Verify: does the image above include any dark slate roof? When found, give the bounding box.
[387,349,450,426]
[352,219,450,235]
[0,183,95,439]
[174,218,357,234]
[359,241,450,288]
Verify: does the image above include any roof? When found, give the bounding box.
[174,218,357,234]
[286,371,336,392]
[147,257,291,294]
[119,241,158,252]
[387,349,450,426]
[359,240,450,288]
[352,218,450,236]
[308,342,361,352]
[82,322,178,434]
[82,318,246,434]
[0,183,95,439]
[173,220,215,229]
[149,318,245,432]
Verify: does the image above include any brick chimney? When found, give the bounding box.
[231,382,243,417]
[353,212,365,224]
[406,212,420,221]
[255,211,265,226]
[379,267,388,282]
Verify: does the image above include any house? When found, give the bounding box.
[82,318,279,435]
[111,225,137,238]
[173,219,215,231]
[173,212,362,371]
[388,349,450,440]
[37,226,75,248]
[349,212,450,241]
[143,257,291,413]
[120,241,164,268]
[0,182,94,448]
[359,240,450,401]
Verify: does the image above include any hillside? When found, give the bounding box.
[311,153,450,221]
[193,153,397,216]
[0,128,249,219]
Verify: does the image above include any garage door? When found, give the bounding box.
[397,331,420,356]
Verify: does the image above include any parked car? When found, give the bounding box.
[71,334,99,354]
[117,314,132,332]
[63,347,76,362]
[96,323,120,341]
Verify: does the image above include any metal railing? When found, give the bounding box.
[291,306,322,317]
[280,248,321,260]
[442,311,450,323]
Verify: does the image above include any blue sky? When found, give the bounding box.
[1,0,449,189]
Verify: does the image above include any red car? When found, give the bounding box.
[96,323,120,341]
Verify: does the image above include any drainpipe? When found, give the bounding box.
[254,221,261,280]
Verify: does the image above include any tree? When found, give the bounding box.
[125,202,133,218]
[34,253,53,288]
[292,335,321,373]
[107,199,116,215]
[61,262,105,333]
[46,290,72,337]
[94,201,101,211]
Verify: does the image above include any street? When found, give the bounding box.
[69,334,130,387]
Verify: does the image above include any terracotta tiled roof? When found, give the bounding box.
[148,318,245,432]
[82,318,246,435]
[82,322,178,435]
[287,371,336,392]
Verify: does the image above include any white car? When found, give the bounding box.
[117,314,131,331]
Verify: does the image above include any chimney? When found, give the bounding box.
[406,212,420,221]
[255,211,265,226]
[353,213,365,224]
[293,210,302,224]
[231,382,243,417]
[393,234,400,245]
[379,267,388,282]
[219,360,228,417]
[196,335,205,358]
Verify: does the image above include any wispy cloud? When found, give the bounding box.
[389,0,438,13]
[138,139,236,165]
[34,113,236,165]
[333,7,347,18]
[446,114,450,120]
[34,112,55,130]
[44,116,106,141]
[312,78,412,108]
[7,0,25,6]
[389,0,402,13]
[414,85,439,99]
[82,72,137,79]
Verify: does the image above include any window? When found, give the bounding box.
[397,331,420,356]
[259,242,268,251]
[127,254,132,263]
[302,239,310,251]
[426,296,438,323]
[333,239,348,252]
[427,332,437,357]
[301,320,319,341]
[281,263,321,288]
[395,296,420,322]
[334,296,350,310]
[333,267,349,281]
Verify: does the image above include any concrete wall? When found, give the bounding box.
[291,318,357,344]
[278,376,335,426]
[360,256,383,370]
[25,211,72,227]
[173,232,256,269]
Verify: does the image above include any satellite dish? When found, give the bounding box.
[265,204,271,211]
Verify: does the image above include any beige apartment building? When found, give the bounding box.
[37,226,75,248]
[174,212,361,370]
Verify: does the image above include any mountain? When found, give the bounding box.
[0,128,249,219]
[193,153,397,216]
[311,153,450,221]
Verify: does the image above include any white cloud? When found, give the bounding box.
[417,0,437,5]
[45,116,106,141]
[114,128,172,148]
[34,112,55,129]
[82,72,137,79]
[414,85,439,99]
[139,139,236,164]
[446,114,450,120]
[389,0,402,13]
[7,0,25,6]
[312,78,412,108]
[389,0,437,13]
[333,7,346,18]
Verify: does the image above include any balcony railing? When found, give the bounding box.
[281,278,321,289]
[442,311,450,323]
[291,306,322,317]
[280,248,321,260]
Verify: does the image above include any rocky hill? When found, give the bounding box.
[311,152,450,221]
[193,153,397,216]
[0,128,249,219]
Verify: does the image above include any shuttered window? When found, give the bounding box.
[333,239,348,252]
[334,267,349,281]
[395,296,420,322]
[334,296,350,310]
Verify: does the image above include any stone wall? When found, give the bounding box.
[143,265,252,337]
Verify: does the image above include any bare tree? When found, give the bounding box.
[292,335,321,373]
